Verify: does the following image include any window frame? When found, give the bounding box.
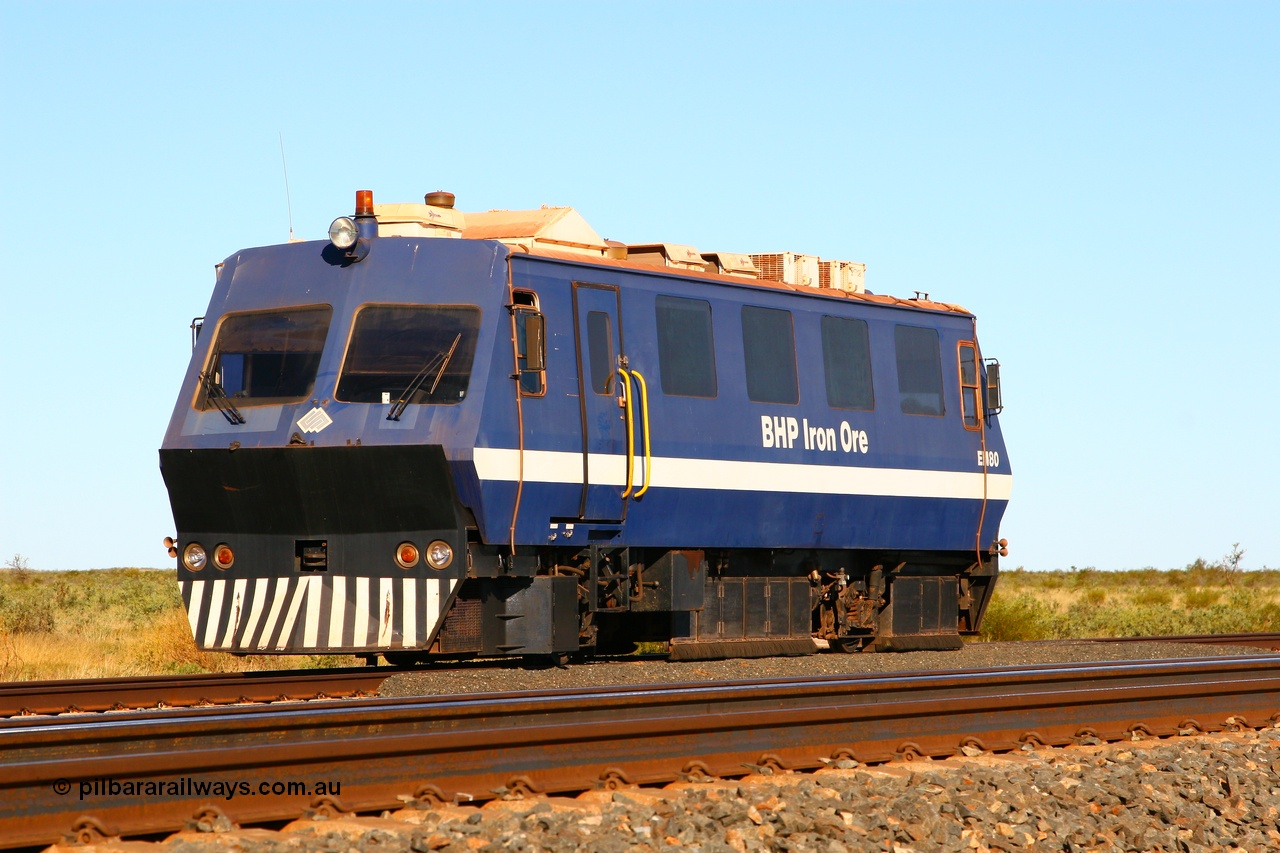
[195,304,333,411]
[585,310,617,396]
[655,294,718,399]
[893,324,946,417]
[819,314,875,412]
[957,340,981,431]
[334,302,483,406]
[740,305,799,405]
[512,289,546,398]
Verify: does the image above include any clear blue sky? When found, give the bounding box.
[1,2,1276,573]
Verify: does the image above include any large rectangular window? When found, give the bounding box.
[200,306,332,409]
[894,325,944,416]
[336,305,481,405]
[741,306,798,404]
[820,316,874,410]
[656,295,717,398]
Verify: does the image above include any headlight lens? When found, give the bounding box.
[213,544,235,570]
[395,542,420,569]
[426,540,453,570]
[183,542,207,572]
[329,216,358,249]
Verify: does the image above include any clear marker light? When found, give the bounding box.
[183,543,207,571]
[426,540,453,570]
[329,216,359,249]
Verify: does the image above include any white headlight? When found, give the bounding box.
[329,216,358,249]
[183,542,208,571]
[426,540,453,570]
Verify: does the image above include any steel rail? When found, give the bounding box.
[1091,632,1280,650]
[2,655,1279,848]
[0,667,392,718]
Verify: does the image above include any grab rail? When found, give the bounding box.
[617,368,635,498]
[631,370,652,498]
[617,368,652,500]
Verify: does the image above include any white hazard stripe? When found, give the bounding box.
[472,447,1014,501]
[181,576,460,652]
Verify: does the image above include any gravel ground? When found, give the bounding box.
[378,640,1273,698]
[43,643,1280,853]
[56,729,1280,852]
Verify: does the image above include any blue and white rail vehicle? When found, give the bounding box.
[160,190,1012,664]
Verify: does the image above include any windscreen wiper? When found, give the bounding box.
[199,370,246,425]
[387,333,462,421]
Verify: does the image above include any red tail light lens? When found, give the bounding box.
[213,544,235,570]
[395,542,420,569]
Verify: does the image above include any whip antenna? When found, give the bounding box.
[278,131,295,241]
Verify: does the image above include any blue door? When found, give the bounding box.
[572,283,626,521]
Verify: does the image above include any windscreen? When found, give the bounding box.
[336,305,481,405]
[200,306,332,408]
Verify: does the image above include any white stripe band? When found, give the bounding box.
[220,578,247,649]
[377,577,394,648]
[473,448,1013,501]
[328,575,347,648]
[203,579,226,648]
[402,577,417,647]
[240,578,269,649]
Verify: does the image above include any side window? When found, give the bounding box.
[656,295,717,398]
[741,306,798,404]
[513,290,545,396]
[894,325,944,416]
[586,310,615,394]
[958,342,980,429]
[820,315,874,411]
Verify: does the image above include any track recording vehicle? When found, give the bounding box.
[160,190,1011,662]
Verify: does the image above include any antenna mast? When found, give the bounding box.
[278,132,295,241]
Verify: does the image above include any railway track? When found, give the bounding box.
[2,654,1279,848]
[0,667,392,718]
[1094,631,1280,650]
[6,633,1273,719]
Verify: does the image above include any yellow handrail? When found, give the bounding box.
[631,370,652,498]
[617,367,634,498]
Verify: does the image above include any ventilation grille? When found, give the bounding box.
[748,253,820,288]
[819,260,867,293]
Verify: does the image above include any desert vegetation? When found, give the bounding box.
[1,547,1277,680]
[979,545,1280,642]
[0,559,358,681]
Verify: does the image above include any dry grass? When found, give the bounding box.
[4,556,1278,680]
[979,554,1280,642]
[0,568,360,681]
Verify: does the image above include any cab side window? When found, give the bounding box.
[513,290,545,396]
[958,342,980,429]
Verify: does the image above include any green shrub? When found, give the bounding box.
[1082,588,1107,606]
[1,598,55,634]
[979,594,1057,642]
[1183,589,1221,609]
[1131,588,1173,607]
